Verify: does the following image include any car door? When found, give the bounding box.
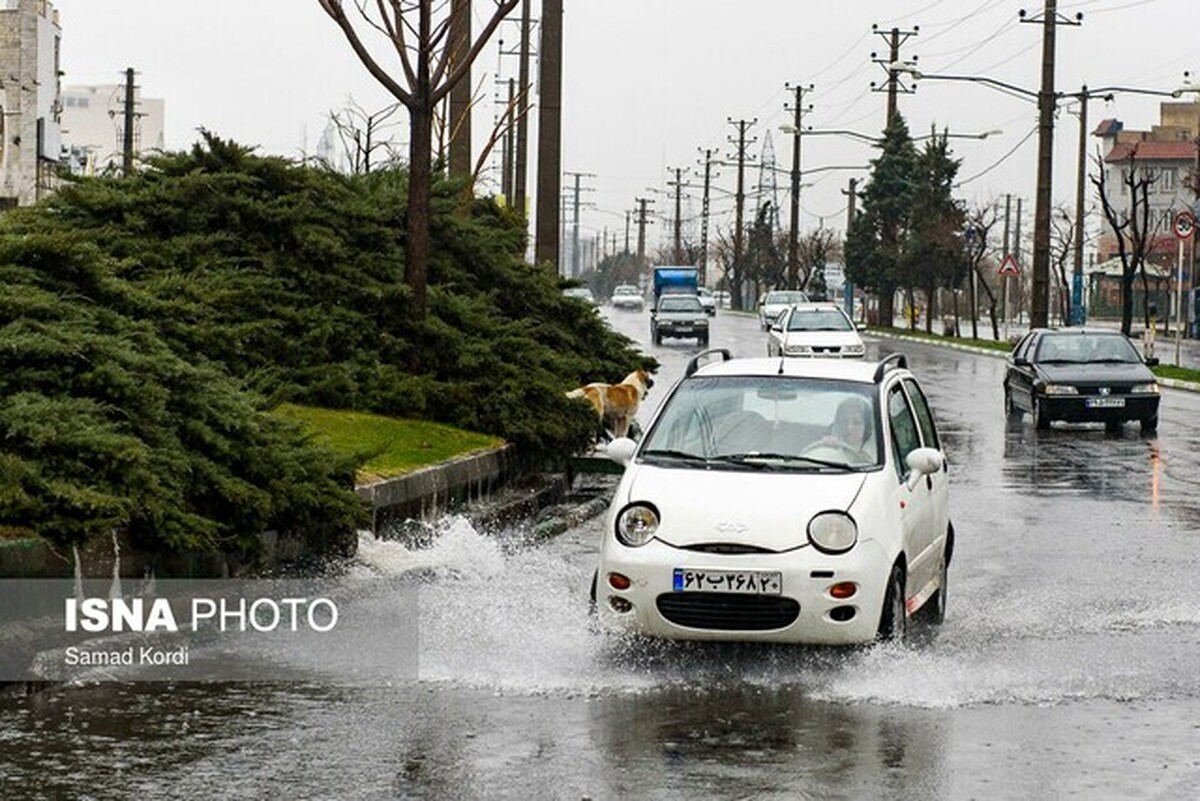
[1007,332,1038,411]
[767,310,788,356]
[902,377,949,576]
[884,380,935,593]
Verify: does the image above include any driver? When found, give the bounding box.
[818,397,872,461]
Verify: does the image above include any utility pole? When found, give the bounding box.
[1015,196,1024,324]
[698,148,717,287]
[871,26,918,126]
[448,0,472,178]
[563,171,595,278]
[513,0,532,214]
[499,77,515,199]
[785,83,813,290]
[666,167,687,263]
[1071,84,1088,326]
[728,118,757,311]
[122,67,136,177]
[843,177,858,319]
[534,0,563,270]
[1022,0,1082,329]
[625,210,631,254]
[634,197,655,269]
[1003,194,1012,340]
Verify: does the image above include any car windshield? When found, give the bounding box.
[1036,333,1140,364]
[787,309,853,332]
[614,286,638,296]
[766,291,808,305]
[564,288,594,301]
[659,296,703,312]
[640,376,881,470]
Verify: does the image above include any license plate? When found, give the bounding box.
[673,568,782,594]
[1086,397,1125,408]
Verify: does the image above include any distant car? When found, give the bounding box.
[1003,328,1160,433]
[696,287,717,316]
[758,290,810,330]
[610,284,645,311]
[563,287,598,306]
[767,303,866,359]
[713,290,732,309]
[593,351,953,645]
[651,294,709,346]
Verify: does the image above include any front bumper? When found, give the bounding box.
[597,538,891,645]
[1039,392,1159,424]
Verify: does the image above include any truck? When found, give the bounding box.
[652,266,699,302]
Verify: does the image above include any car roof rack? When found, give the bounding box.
[873,352,907,383]
[685,348,734,377]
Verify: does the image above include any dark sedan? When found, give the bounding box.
[1003,328,1160,433]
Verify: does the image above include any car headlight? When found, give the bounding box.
[807,511,857,554]
[784,344,813,356]
[616,503,659,547]
[1130,382,1159,394]
[1042,384,1078,395]
[843,343,866,355]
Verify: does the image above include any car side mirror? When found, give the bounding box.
[1144,356,1159,367]
[905,447,944,489]
[1012,356,1028,366]
[606,437,638,467]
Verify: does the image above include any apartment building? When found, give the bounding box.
[0,0,61,206]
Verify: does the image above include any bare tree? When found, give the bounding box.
[1048,205,1075,326]
[319,0,519,319]
[1092,148,1162,336]
[964,203,1002,341]
[796,227,839,296]
[326,97,405,174]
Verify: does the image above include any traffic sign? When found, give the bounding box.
[997,253,1020,276]
[1172,210,1195,240]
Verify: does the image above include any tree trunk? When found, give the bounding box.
[407,103,434,320]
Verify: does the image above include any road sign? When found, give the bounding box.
[997,253,1020,276]
[1172,210,1195,240]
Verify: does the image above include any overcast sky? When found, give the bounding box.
[54,0,1200,261]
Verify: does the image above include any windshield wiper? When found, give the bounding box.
[641,448,709,464]
[715,452,852,470]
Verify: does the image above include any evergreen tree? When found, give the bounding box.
[844,115,919,326]
[906,132,966,332]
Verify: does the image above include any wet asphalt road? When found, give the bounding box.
[2,306,1199,799]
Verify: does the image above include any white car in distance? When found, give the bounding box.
[767,302,866,359]
[758,290,810,330]
[610,284,645,311]
[593,351,953,646]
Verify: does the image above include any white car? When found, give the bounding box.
[758,289,810,330]
[767,302,866,359]
[593,351,953,645]
[696,286,717,316]
[610,284,645,311]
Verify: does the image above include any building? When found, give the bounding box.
[60,82,165,176]
[1094,101,1200,264]
[0,0,61,206]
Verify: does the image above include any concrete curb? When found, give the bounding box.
[529,492,615,541]
[866,330,1200,393]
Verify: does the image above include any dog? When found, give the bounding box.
[567,368,654,440]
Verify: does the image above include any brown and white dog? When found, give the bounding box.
[567,368,654,439]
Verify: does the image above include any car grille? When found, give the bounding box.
[682,543,777,555]
[812,346,841,354]
[656,592,800,631]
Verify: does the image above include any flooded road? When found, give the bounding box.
[3,311,1200,799]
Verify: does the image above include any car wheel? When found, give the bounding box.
[1141,414,1158,435]
[1032,396,1050,430]
[876,564,908,642]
